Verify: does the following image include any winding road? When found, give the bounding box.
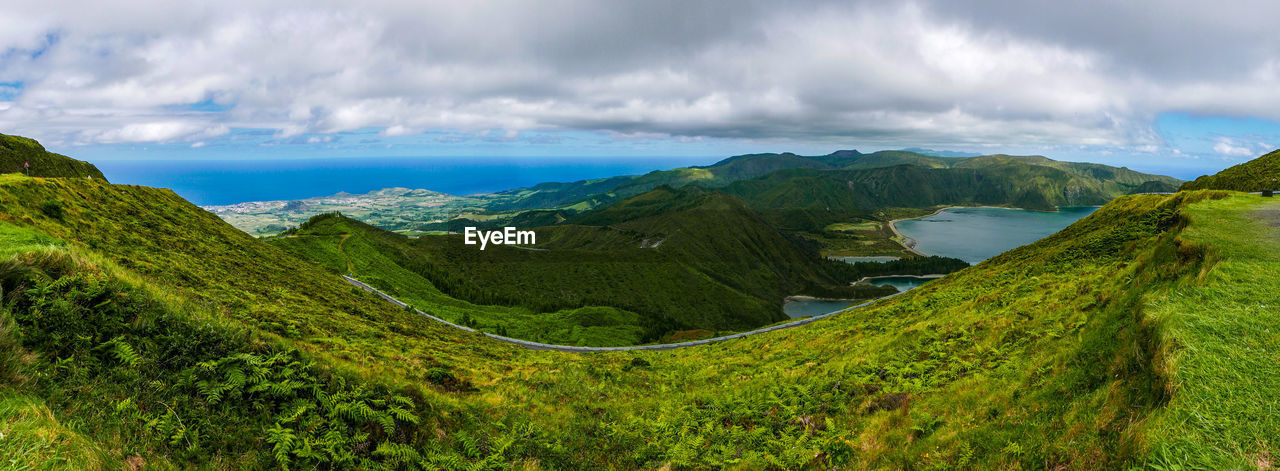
[342,275,903,352]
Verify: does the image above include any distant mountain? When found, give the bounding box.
[1180,149,1280,191]
[486,149,1180,214]
[898,147,984,157]
[203,147,1182,235]
[721,164,1073,230]
[1129,180,1180,194]
[0,133,106,180]
[702,154,1175,230]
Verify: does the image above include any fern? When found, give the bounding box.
[456,430,483,459]
[265,423,297,470]
[376,413,396,435]
[387,406,419,425]
[103,336,141,367]
[373,442,423,463]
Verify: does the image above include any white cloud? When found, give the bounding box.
[0,0,1276,157]
[85,122,227,144]
[1212,138,1257,157]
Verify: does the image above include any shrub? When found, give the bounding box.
[39,200,64,220]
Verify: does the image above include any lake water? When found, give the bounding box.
[783,274,940,318]
[94,156,713,206]
[894,206,1098,263]
[867,276,935,291]
[783,299,856,318]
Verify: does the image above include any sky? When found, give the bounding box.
[3,1,1280,179]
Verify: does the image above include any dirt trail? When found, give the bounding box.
[337,233,354,273]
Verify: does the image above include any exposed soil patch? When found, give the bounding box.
[865,392,911,413]
[1252,207,1280,230]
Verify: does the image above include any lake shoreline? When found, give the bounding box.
[784,295,868,303]
[854,274,946,284]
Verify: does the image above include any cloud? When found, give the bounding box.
[87,122,228,144]
[0,0,1277,158]
[1212,137,1260,157]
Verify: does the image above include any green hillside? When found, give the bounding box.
[452,150,1180,234]
[494,149,1178,211]
[1181,148,1280,191]
[3,166,1280,468]
[271,187,895,343]
[719,164,1100,231]
[1129,180,1180,194]
[268,213,657,346]
[844,151,1182,190]
[0,133,106,180]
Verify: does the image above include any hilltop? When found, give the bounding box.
[0,133,106,180]
[1181,148,1280,191]
[3,168,1278,468]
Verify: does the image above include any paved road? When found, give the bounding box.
[342,275,902,352]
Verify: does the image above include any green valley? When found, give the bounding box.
[267,186,898,346]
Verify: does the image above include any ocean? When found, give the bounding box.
[94,156,715,206]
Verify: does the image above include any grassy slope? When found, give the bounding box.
[1181,148,1280,192]
[2,172,1277,469]
[0,134,106,180]
[269,215,652,347]
[1135,194,1280,468]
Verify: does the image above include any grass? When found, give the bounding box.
[1,170,1277,468]
[1134,194,1280,468]
[0,393,109,471]
[823,221,881,232]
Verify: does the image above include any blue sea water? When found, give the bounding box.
[94,156,715,206]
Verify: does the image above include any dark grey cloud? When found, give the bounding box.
[0,0,1277,159]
